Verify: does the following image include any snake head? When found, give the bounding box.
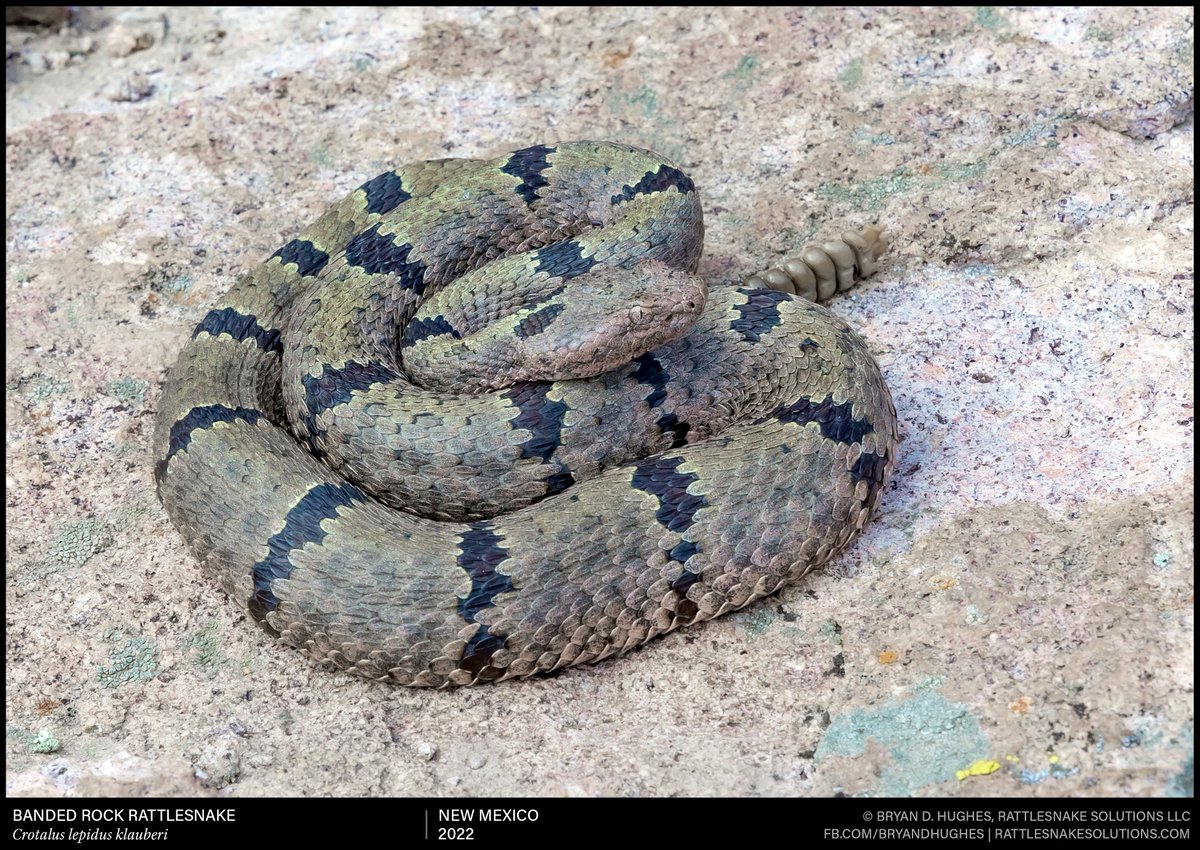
[543,262,706,379]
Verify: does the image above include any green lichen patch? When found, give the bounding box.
[31,728,61,754]
[135,263,195,296]
[815,689,989,795]
[817,158,991,210]
[1169,727,1193,797]
[276,709,296,735]
[63,302,84,329]
[6,726,36,748]
[964,604,989,624]
[738,607,775,638]
[838,57,864,91]
[10,375,71,404]
[22,504,149,584]
[104,376,149,406]
[723,54,760,91]
[1172,38,1193,67]
[852,128,897,147]
[309,142,335,168]
[608,84,660,118]
[48,519,114,570]
[975,7,1007,32]
[1003,120,1063,149]
[9,719,63,760]
[816,168,915,212]
[110,441,143,458]
[185,621,229,679]
[818,619,844,645]
[111,499,153,532]
[932,160,987,185]
[96,628,158,689]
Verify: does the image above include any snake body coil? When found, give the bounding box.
[153,141,899,687]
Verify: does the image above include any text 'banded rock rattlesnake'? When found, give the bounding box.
[152,141,899,687]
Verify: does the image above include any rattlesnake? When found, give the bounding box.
[152,141,898,687]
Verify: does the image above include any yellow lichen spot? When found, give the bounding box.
[956,759,1001,781]
[878,649,900,664]
[1048,753,1060,765]
[1005,754,1020,763]
[931,576,957,590]
[1009,696,1033,715]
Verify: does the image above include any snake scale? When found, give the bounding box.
[153,141,899,687]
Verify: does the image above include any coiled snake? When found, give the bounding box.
[153,141,898,687]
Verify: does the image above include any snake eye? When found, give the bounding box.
[630,305,646,324]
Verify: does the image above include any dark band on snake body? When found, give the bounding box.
[514,303,565,339]
[656,413,691,449]
[669,539,700,565]
[271,239,330,277]
[731,287,790,343]
[500,382,576,497]
[192,307,283,354]
[460,629,509,678]
[344,224,429,291]
[456,521,514,677]
[851,451,889,504]
[765,395,874,445]
[630,355,691,447]
[502,382,570,463]
[301,360,400,433]
[542,469,576,496]
[612,164,696,205]
[533,240,596,281]
[359,171,412,215]
[631,353,669,409]
[157,404,263,483]
[403,315,461,347]
[631,455,708,534]
[457,522,515,623]
[670,568,702,594]
[500,144,555,205]
[249,481,366,622]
